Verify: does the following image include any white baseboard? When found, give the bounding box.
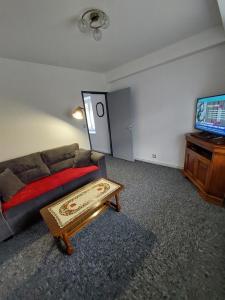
[134,157,182,169]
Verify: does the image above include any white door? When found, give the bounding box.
[108,88,134,161]
[83,93,111,154]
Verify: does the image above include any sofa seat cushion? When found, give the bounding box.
[2,165,99,212]
[52,165,99,185]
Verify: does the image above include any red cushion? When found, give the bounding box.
[2,166,99,212]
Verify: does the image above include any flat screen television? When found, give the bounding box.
[195,94,225,137]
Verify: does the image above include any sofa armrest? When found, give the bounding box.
[91,151,107,178]
[0,201,14,242]
[91,151,105,164]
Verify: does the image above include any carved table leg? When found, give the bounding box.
[108,193,122,212]
[115,193,121,212]
[62,233,74,255]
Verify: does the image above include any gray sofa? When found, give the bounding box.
[0,143,106,242]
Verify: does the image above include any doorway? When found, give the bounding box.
[82,88,134,161]
[82,91,112,154]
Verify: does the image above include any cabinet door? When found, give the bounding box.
[195,157,210,188]
[185,149,196,177]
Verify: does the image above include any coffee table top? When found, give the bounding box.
[40,178,123,236]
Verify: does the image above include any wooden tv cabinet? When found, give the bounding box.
[183,133,225,206]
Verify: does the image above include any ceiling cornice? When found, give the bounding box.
[106,26,225,83]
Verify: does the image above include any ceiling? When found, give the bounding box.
[0,0,222,72]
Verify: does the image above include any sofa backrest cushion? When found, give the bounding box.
[0,168,25,202]
[41,143,79,174]
[0,153,50,184]
[74,149,92,168]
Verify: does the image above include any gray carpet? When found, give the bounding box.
[0,156,225,300]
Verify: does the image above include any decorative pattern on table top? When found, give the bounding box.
[48,178,121,228]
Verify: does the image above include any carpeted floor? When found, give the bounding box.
[0,156,225,300]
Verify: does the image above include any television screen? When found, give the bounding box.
[195,94,225,137]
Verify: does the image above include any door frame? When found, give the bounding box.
[81,91,113,154]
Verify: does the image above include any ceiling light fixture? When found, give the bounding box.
[78,9,110,41]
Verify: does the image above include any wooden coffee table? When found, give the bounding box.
[40,178,124,255]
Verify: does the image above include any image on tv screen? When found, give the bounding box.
[195,94,225,136]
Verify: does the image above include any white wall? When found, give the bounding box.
[0,58,107,162]
[109,44,225,168]
[1,34,225,169]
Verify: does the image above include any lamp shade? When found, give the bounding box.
[72,106,84,120]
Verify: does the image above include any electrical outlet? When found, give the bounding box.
[152,154,157,159]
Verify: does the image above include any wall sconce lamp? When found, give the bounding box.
[72,106,84,120]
